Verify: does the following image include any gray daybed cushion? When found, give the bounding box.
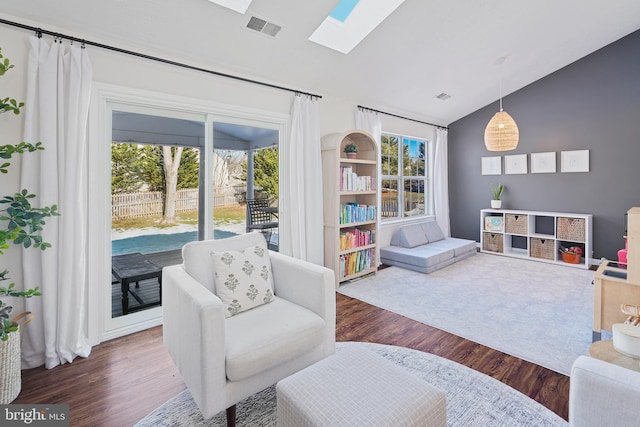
[381,221,477,274]
[389,223,429,248]
[421,221,445,242]
[390,221,446,247]
[381,245,455,271]
[428,238,477,258]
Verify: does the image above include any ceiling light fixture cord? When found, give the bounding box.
[483,56,519,151]
[499,64,503,111]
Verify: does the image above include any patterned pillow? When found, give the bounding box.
[211,244,274,317]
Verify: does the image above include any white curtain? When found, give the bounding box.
[354,108,382,216]
[355,108,382,264]
[281,95,323,264]
[354,108,382,193]
[355,108,382,144]
[434,128,451,236]
[20,36,93,369]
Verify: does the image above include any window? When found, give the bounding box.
[381,133,432,220]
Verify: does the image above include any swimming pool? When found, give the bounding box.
[111,229,239,255]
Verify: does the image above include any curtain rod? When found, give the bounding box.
[0,17,322,100]
[358,105,448,130]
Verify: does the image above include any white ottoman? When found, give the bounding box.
[276,345,447,427]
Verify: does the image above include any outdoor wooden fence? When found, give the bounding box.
[381,198,398,218]
[112,189,240,219]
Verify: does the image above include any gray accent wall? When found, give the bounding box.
[448,29,640,261]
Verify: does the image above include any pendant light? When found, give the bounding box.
[484,57,519,151]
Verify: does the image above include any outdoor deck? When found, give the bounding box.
[111,249,182,318]
[111,232,278,317]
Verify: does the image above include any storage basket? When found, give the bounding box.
[0,327,21,404]
[530,238,555,260]
[505,214,528,235]
[561,251,582,264]
[557,217,585,242]
[484,216,504,232]
[483,232,503,253]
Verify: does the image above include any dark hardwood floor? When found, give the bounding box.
[15,293,569,426]
[335,293,569,421]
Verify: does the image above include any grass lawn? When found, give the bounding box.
[112,206,246,231]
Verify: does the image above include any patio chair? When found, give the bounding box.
[246,199,278,243]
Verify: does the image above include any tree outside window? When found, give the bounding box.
[381,133,430,219]
[111,143,200,224]
[240,147,279,201]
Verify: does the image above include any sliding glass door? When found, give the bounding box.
[211,121,280,250]
[110,110,204,322]
[90,84,289,342]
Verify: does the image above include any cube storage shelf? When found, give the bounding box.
[322,131,379,287]
[480,209,592,269]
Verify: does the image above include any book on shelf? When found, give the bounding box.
[339,247,375,278]
[340,166,375,192]
[339,228,375,250]
[340,202,377,224]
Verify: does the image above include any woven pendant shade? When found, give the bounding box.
[484,109,519,151]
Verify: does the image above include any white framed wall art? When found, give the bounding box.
[531,152,556,174]
[561,149,589,173]
[504,154,527,175]
[481,156,502,175]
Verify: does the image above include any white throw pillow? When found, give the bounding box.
[211,244,274,317]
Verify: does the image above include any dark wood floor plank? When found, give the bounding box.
[15,326,186,427]
[15,292,569,426]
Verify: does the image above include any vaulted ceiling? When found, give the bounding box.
[2,0,639,125]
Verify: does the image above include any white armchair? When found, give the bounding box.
[570,355,640,426]
[162,233,335,426]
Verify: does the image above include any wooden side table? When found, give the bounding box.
[589,339,640,372]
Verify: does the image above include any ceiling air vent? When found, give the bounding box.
[246,16,282,38]
[436,92,452,101]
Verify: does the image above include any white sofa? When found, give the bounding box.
[380,221,476,273]
[162,233,336,423]
[570,355,640,426]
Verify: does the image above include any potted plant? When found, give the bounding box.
[343,142,358,159]
[0,47,58,403]
[491,183,504,209]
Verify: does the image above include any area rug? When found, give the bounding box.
[339,253,600,375]
[135,342,567,426]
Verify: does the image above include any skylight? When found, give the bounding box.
[329,0,360,22]
[207,0,253,14]
[309,0,406,54]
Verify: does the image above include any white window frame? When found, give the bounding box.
[380,132,434,221]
